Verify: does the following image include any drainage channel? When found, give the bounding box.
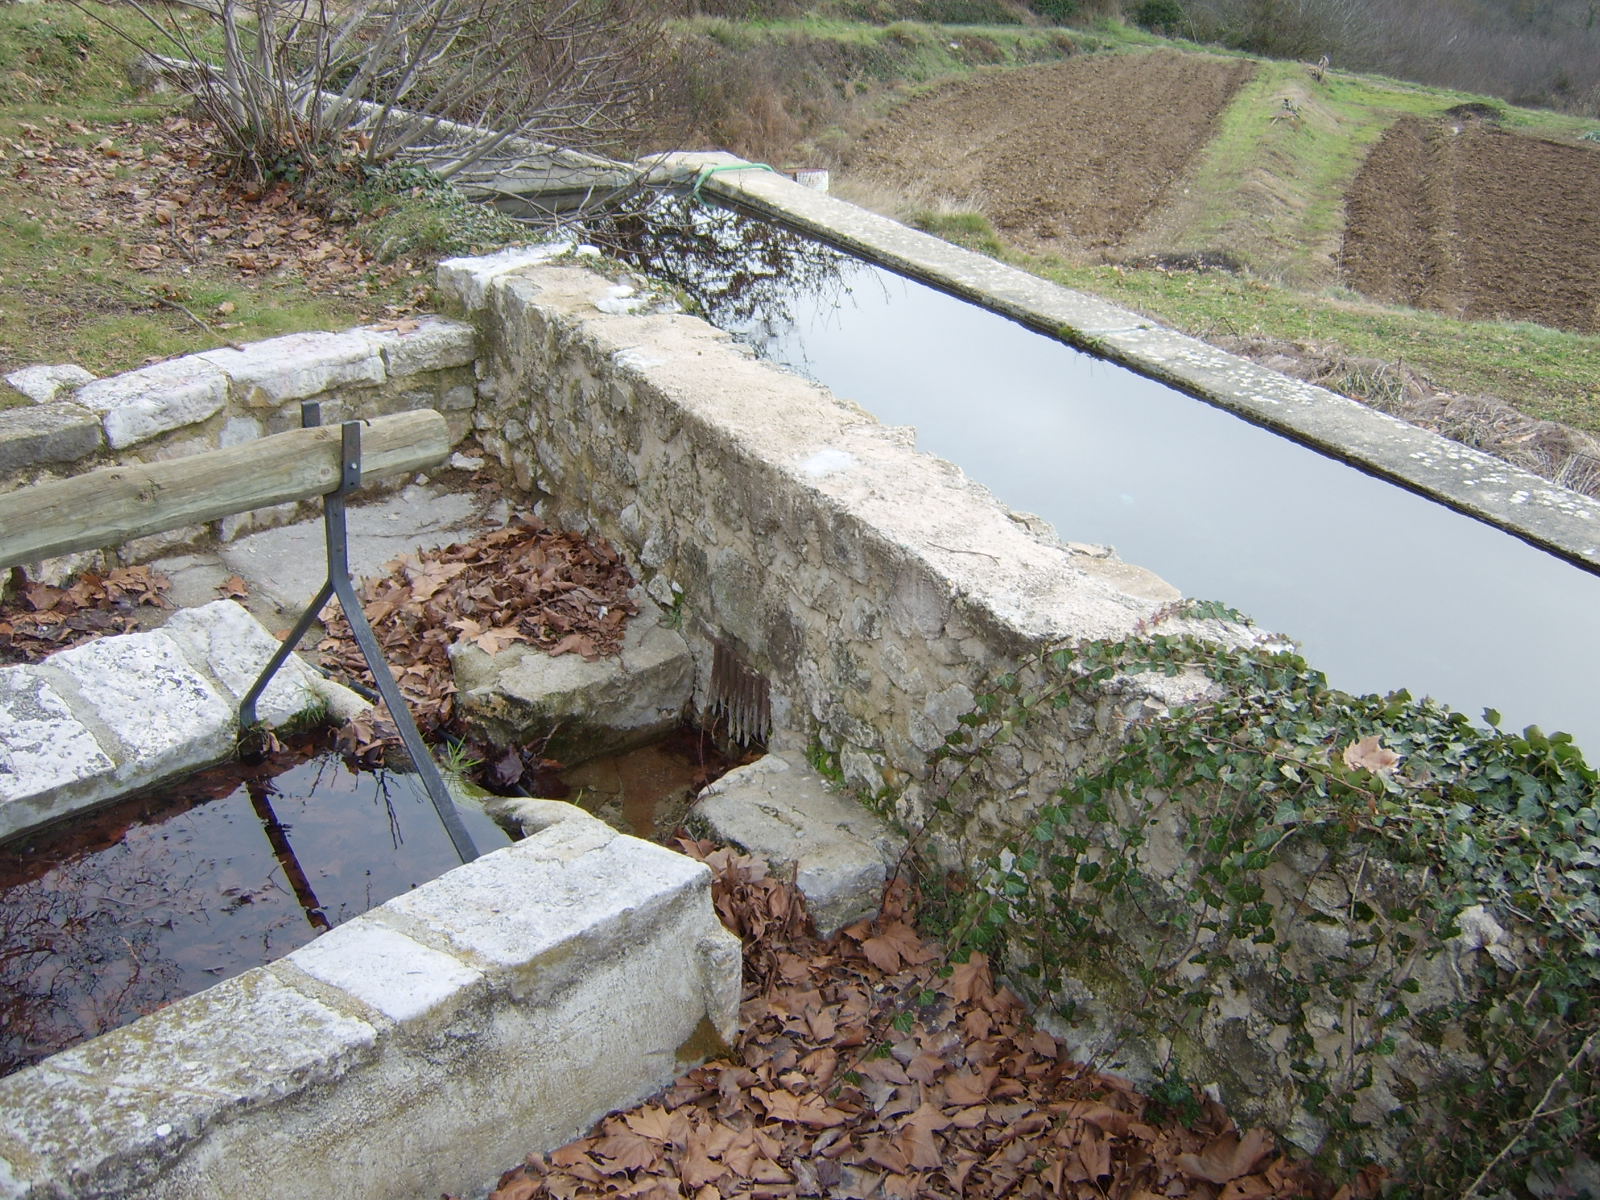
[600,198,1600,754]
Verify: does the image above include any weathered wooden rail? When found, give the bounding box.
[0,405,479,861]
[0,408,448,570]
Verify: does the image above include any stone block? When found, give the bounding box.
[690,753,902,936]
[76,357,228,450]
[285,920,483,1028]
[0,969,378,1199]
[436,241,573,314]
[198,331,386,409]
[361,316,476,376]
[3,363,94,404]
[162,599,349,729]
[0,403,102,474]
[0,667,116,841]
[43,631,233,786]
[452,599,692,763]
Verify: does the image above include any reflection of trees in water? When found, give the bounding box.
[1,846,189,1074]
[585,193,863,358]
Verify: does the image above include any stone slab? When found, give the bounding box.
[75,356,228,450]
[42,631,233,785]
[0,668,116,840]
[691,753,902,936]
[0,403,102,474]
[4,364,94,405]
[198,330,386,409]
[453,597,693,763]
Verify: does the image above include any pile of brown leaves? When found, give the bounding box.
[4,115,425,329]
[477,843,1368,1200]
[0,567,170,665]
[318,516,639,737]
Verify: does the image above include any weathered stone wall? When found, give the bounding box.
[448,254,1219,846]
[0,319,477,579]
[444,247,1579,1177]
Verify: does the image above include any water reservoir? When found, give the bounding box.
[605,203,1600,753]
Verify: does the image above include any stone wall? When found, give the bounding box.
[0,319,477,579]
[442,245,1582,1178]
[448,253,1227,845]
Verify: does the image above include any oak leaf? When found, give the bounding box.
[1177,1128,1276,1184]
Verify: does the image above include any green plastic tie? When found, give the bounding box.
[690,162,779,200]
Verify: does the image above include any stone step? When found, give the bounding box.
[689,753,904,937]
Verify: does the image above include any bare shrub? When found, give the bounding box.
[95,0,667,181]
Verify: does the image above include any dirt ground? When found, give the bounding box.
[842,55,1600,336]
[841,51,1255,257]
[1340,114,1600,334]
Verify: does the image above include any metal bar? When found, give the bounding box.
[322,423,479,863]
[238,404,479,863]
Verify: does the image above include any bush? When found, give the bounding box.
[81,0,667,184]
[1032,0,1080,21]
[1132,0,1184,32]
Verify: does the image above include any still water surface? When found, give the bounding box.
[734,259,1600,752]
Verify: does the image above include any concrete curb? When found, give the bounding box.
[0,600,361,843]
[0,806,741,1200]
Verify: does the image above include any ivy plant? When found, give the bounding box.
[930,603,1599,1195]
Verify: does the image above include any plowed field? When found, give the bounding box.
[1340,115,1600,334]
[842,51,1255,257]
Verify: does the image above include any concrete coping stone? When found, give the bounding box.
[0,806,742,1200]
[197,329,387,409]
[0,600,364,844]
[438,240,578,314]
[648,150,1600,573]
[359,315,477,378]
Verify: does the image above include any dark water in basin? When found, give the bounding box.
[0,744,513,1075]
[597,201,1600,752]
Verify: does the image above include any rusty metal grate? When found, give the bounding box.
[707,640,771,750]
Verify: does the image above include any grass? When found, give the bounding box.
[0,3,512,384]
[1038,259,1600,434]
[900,204,1600,437]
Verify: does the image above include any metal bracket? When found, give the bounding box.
[239,400,479,863]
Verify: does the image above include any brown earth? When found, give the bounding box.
[1340,115,1600,333]
[840,51,1255,257]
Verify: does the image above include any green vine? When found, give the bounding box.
[932,605,1599,1195]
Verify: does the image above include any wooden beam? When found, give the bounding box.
[0,409,451,569]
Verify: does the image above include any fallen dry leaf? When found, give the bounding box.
[1342,734,1400,774]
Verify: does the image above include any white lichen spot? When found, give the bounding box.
[797,448,858,478]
